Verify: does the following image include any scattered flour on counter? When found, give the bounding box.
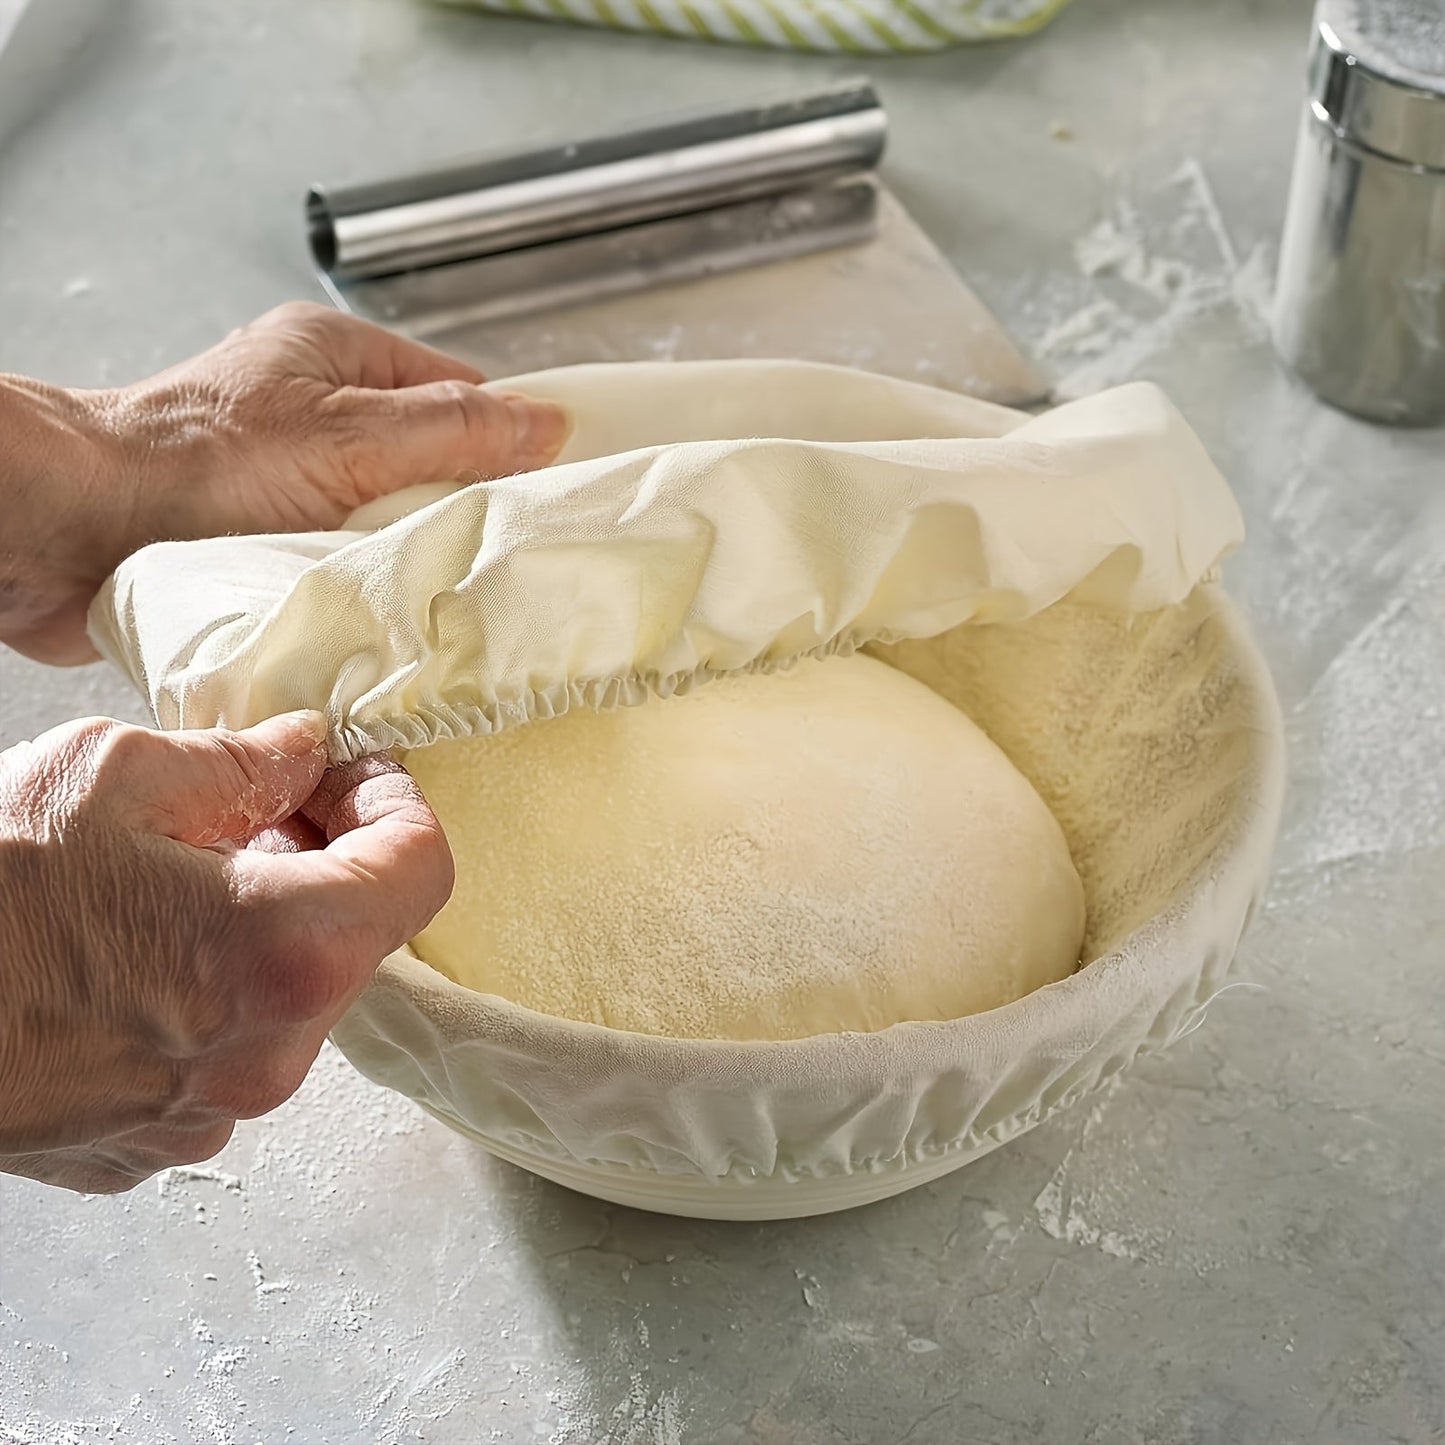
[246,1041,424,1198]
[0,1419,71,1445]
[1284,562,1445,873]
[1032,1175,1140,1260]
[197,1347,248,1379]
[979,1207,1023,1257]
[246,1251,292,1300]
[548,1372,689,1445]
[1018,1080,1175,1266]
[1037,299,1122,358]
[1075,206,1195,302]
[147,1047,441,1443]
[607,1376,687,1445]
[794,1269,826,1310]
[190,1339,252,1445]
[1037,159,1274,399]
[156,1165,243,1198]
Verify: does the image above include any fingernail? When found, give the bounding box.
[505,396,569,464]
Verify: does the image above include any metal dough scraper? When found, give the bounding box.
[306,79,1047,405]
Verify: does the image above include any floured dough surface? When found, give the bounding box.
[405,654,1084,1041]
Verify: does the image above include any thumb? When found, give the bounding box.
[121,711,331,848]
[330,382,569,492]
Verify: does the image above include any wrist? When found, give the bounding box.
[0,376,138,662]
[97,375,233,544]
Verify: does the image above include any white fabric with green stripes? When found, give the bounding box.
[435,0,1072,53]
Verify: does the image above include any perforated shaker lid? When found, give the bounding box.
[1312,0,1445,170]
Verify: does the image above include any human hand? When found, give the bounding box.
[0,711,453,1194]
[0,302,567,664]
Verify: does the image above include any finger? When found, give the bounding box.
[116,711,330,848]
[1,594,102,667]
[327,381,568,493]
[303,757,454,922]
[105,1119,236,1171]
[312,757,455,937]
[214,758,450,1034]
[186,1035,325,1121]
[250,302,489,389]
[0,1148,144,1195]
[303,755,456,939]
[300,754,419,840]
[234,757,453,970]
[247,814,327,855]
[335,312,491,390]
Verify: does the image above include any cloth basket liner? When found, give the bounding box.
[90,359,1284,1218]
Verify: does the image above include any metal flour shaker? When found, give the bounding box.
[1273,1,1445,425]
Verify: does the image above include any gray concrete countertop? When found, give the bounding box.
[2,2,1442,1441]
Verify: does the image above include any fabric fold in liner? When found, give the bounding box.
[92,361,1244,765]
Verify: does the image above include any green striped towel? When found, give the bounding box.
[434,0,1073,53]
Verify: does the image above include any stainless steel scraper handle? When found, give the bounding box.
[308,80,886,283]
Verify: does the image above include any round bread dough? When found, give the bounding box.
[405,654,1085,1041]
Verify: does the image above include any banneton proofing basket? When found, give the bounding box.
[91,361,1284,1221]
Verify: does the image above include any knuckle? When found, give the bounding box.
[246,912,352,1024]
[277,940,350,1022]
[66,716,127,749]
[434,378,476,407]
[207,729,267,792]
[80,722,157,800]
[263,299,330,332]
[1,717,127,825]
[434,379,488,439]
